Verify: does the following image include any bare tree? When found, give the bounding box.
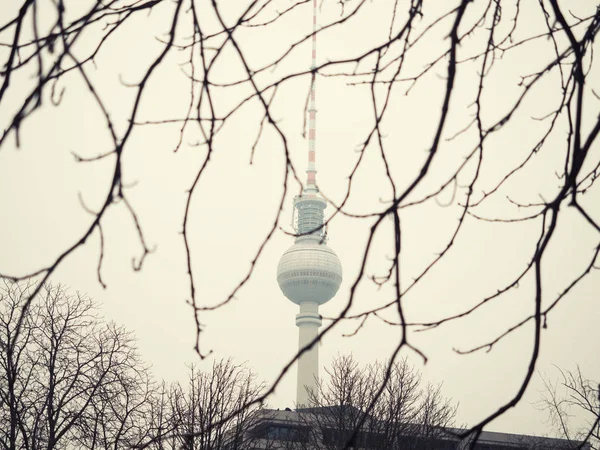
[300,355,457,450]
[0,281,152,450]
[540,367,599,450]
[151,359,266,450]
[145,381,183,450]
[1,0,599,438]
[0,281,38,450]
[75,353,155,449]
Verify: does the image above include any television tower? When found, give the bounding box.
[276,0,343,407]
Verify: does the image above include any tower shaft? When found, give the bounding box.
[296,301,321,406]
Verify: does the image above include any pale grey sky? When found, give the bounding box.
[0,0,598,440]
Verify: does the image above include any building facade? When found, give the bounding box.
[239,408,590,450]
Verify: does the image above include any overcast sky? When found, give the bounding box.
[0,0,599,439]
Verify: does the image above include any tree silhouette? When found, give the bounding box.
[300,355,457,450]
[0,281,152,450]
[166,360,265,450]
[540,367,599,450]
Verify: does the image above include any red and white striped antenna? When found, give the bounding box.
[305,0,318,195]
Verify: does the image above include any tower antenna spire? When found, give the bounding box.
[306,0,318,194]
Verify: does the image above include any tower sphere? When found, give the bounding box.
[277,241,343,305]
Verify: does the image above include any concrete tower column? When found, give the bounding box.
[295,301,321,406]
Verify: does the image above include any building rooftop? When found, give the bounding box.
[245,407,590,450]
